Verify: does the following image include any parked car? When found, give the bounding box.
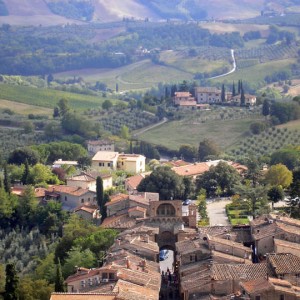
[182,199,192,206]
[159,250,169,261]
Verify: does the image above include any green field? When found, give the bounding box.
[55,59,196,91]
[0,99,52,115]
[138,116,259,150]
[0,83,120,110]
[212,58,298,86]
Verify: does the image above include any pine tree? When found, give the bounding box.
[116,83,119,92]
[3,164,10,194]
[221,84,226,102]
[54,258,65,292]
[238,80,241,94]
[96,176,104,210]
[4,263,19,300]
[232,81,236,97]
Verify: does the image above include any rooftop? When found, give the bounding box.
[268,253,300,275]
[92,152,119,162]
[212,263,267,281]
[47,185,95,197]
[88,140,114,146]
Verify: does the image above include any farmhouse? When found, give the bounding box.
[195,87,222,103]
[87,139,115,155]
[92,151,146,173]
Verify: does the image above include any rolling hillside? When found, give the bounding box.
[1,0,299,26]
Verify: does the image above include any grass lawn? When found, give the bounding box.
[138,117,257,150]
[0,83,120,110]
[229,218,249,225]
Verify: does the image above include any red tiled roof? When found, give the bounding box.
[74,205,99,214]
[47,185,94,197]
[125,174,144,190]
[172,162,210,177]
[241,277,272,294]
[106,194,129,206]
[212,263,267,281]
[128,206,146,213]
[11,186,47,198]
[268,253,300,274]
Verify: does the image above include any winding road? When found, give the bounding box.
[209,49,236,80]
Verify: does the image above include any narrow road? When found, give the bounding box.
[133,117,168,137]
[209,49,236,80]
[206,198,231,226]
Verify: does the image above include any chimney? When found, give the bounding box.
[126,258,131,269]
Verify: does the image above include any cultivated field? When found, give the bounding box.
[138,116,260,150]
[55,59,195,91]
[0,100,52,115]
[0,84,120,110]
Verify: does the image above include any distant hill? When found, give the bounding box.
[0,0,299,26]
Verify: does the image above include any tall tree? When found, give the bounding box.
[234,184,268,217]
[262,99,270,118]
[264,164,293,189]
[96,176,104,210]
[221,84,226,102]
[21,159,30,185]
[267,186,284,210]
[54,258,65,292]
[238,79,241,94]
[240,82,245,106]
[57,98,70,117]
[198,139,220,162]
[3,164,10,194]
[4,263,19,300]
[137,166,184,200]
[232,81,236,97]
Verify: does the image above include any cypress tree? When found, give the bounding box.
[262,99,270,117]
[101,193,109,222]
[4,263,19,300]
[240,84,245,106]
[221,84,226,102]
[21,159,30,185]
[96,176,104,210]
[238,80,241,94]
[3,164,10,194]
[232,81,236,97]
[54,258,65,292]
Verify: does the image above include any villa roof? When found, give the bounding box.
[195,87,221,93]
[47,185,95,197]
[172,162,210,177]
[174,92,192,97]
[101,214,137,229]
[92,151,119,162]
[50,293,117,300]
[125,174,145,190]
[74,205,99,214]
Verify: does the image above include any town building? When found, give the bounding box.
[87,139,115,155]
[92,152,146,174]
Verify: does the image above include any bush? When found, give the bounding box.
[250,122,266,135]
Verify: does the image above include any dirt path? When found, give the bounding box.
[210,49,236,80]
[133,117,168,137]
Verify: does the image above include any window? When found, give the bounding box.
[107,163,111,167]
[65,196,67,201]
[280,295,284,300]
[81,280,85,287]
[255,296,260,300]
[81,199,84,203]
[102,273,108,279]
[190,255,193,262]
[109,273,115,280]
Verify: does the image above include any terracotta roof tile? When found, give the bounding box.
[92,152,119,162]
[268,253,300,274]
[212,263,267,281]
[125,174,144,190]
[208,235,252,252]
[101,214,137,229]
[47,185,95,197]
[240,277,272,294]
[50,293,117,300]
[274,238,300,253]
[74,205,99,214]
[172,162,210,177]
